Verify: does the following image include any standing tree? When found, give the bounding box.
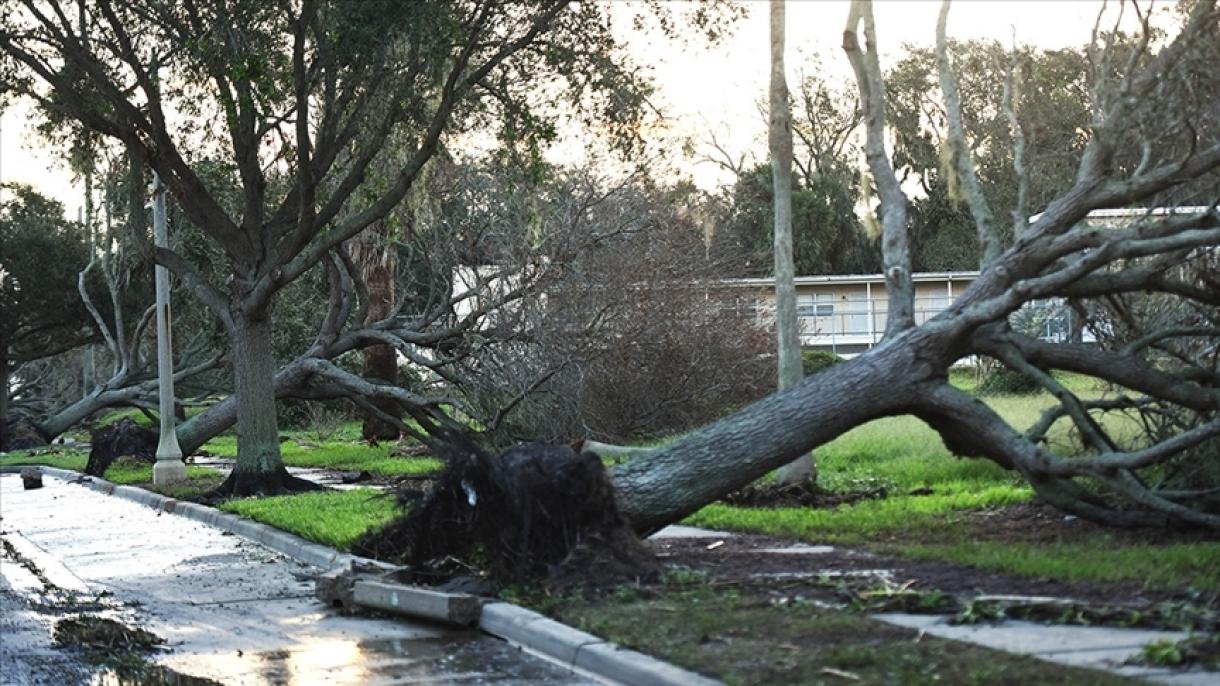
[0,184,91,448]
[768,0,812,484]
[0,0,686,494]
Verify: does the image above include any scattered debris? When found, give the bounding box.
[720,481,887,509]
[1130,634,1220,669]
[820,666,863,681]
[340,470,374,484]
[952,596,1220,632]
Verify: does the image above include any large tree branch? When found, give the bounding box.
[973,330,1217,413]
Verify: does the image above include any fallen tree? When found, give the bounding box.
[610,0,1220,533]
[354,1,1220,583]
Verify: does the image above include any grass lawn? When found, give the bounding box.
[1,448,221,483]
[202,429,441,477]
[0,449,226,499]
[219,489,398,550]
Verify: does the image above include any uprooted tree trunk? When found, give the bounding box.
[361,1,1220,574]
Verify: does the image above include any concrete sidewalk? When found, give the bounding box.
[0,474,593,685]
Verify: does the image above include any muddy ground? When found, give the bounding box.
[653,500,1220,615]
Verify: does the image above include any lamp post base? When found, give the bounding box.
[153,458,187,485]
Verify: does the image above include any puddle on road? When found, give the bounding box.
[162,633,589,684]
[91,664,223,685]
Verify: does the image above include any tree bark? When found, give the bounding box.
[232,313,281,473]
[613,330,940,533]
[209,310,318,496]
[769,0,814,485]
[0,347,10,451]
[360,258,401,442]
[175,356,313,456]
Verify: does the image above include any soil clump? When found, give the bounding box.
[84,418,158,477]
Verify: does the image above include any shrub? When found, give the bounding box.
[801,350,845,377]
[977,366,1041,395]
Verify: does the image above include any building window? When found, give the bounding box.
[798,293,835,317]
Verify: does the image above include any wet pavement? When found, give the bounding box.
[0,474,594,685]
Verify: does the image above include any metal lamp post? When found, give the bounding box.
[151,172,186,485]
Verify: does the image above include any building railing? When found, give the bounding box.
[728,296,1075,355]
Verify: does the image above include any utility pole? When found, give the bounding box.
[151,172,185,484]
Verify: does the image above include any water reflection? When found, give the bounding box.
[91,663,224,686]
[157,633,590,685]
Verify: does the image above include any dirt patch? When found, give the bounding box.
[953,501,1220,547]
[549,587,1137,686]
[652,530,1215,618]
[720,481,887,508]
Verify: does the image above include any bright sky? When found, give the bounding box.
[0,1,1161,216]
[619,0,1164,190]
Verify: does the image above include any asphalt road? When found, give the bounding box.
[0,474,593,685]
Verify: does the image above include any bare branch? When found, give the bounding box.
[935,0,1001,264]
[843,0,913,334]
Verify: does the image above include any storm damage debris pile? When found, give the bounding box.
[354,439,658,587]
[84,418,159,477]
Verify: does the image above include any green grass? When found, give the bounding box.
[0,449,220,487]
[218,489,398,550]
[905,541,1220,591]
[202,432,441,477]
[0,449,89,471]
[688,484,1033,545]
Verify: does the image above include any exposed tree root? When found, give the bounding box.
[1,414,49,451]
[354,438,658,588]
[84,418,158,477]
[201,467,324,502]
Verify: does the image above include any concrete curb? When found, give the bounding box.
[2,465,724,686]
[480,602,722,686]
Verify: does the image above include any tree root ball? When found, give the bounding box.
[85,418,159,477]
[354,439,658,588]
